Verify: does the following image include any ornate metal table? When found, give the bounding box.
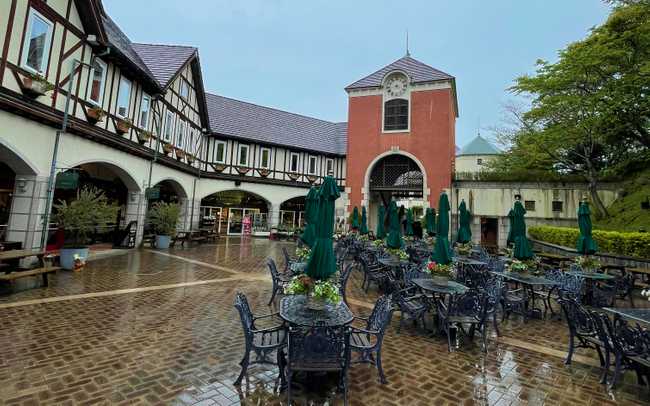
[491,271,559,317]
[279,295,354,327]
[412,278,468,296]
[456,257,488,273]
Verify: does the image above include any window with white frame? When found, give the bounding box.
[308,156,317,175]
[176,120,185,148]
[187,130,194,154]
[87,58,107,105]
[116,77,131,118]
[215,140,226,163]
[260,148,271,169]
[238,144,250,167]
[290,153,300,173]
[164,111,174,142]
[21,9,53,75]
[139,95,151,128]
[180,80,189,99]
[326,158,334,176]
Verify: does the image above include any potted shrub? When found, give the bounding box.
[86,107,106,124]
[162,142,174,155]
[114,117,132,134]
[258,168,271,177]
[136,129,152,145]
[288,173,300,181]
[186,154,195,165]
[235,166,250,175]
[211,163,226,172]
[52,186,119,270]
[20,72,54,98]
[284,274,341,310]
[147,202,180,249]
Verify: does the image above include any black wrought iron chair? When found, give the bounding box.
[267,258,291,305]
[484,276,504,336]
[501,281,528,322]
[589,310,617,384]
[286,324,351,405]
[358,252,390,293]
[607,315,650,389]
[233,292,287,386]
[282,246,297,274]
[532,268,563,318]
[558,297,606,370]
[338,263,354,306]
[438,290,489,352]
[593,273,635,308]
[559,273,585,303]
[350,296,394,383]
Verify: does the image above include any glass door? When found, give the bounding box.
[228,208,244,235]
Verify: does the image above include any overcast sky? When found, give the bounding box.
[104,0,610,147]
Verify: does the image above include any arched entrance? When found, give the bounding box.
[51,162,140,249]
[365,154,426,233]
[279,196,306,231]
[200,190,270,236]
[0,162,16,242]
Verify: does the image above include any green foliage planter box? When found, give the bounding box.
[529,225,650,260]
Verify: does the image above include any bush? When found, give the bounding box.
[147,202,181,236]
[529,225,650,259]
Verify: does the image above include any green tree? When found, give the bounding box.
[496,0,650,217]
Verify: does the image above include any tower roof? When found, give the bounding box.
[457,136,500,156]
[345,55,454,90]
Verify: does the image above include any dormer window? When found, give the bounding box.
[382,72,409,132]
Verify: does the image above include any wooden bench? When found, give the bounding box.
[0,267,61,287]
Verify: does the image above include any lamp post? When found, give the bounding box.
[39,58,95,250]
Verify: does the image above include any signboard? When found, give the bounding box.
[55,171,79,190]
[145,187,160,200]
[242,215,252,235]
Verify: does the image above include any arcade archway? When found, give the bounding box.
[200,190,270,235]
[279,196,306,231]
[365,154,426,234]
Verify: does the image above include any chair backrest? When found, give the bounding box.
[403,265,430,286]
[558,296,596,337]
[267,258,281,283]
[484,276,504,306]
[609,315,647,357]
[589,310,615,352]
[288,324,351,372]
[448,291,486,320]
[560,273,584,301]
[339,263,354,300]
[367,295,394,334]
[234,292,254,341]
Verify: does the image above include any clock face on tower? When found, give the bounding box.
[385,75,408,97]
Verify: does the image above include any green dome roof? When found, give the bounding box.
[457,135,500,156]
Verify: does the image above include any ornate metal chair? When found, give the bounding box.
[501,281,528,322]
[438,290,489,352]
[267,258,291,305]
[532,268,563,318]
[358,252,390,293]
[286,324,351,405]
[607,315,650,389]
[484,276,504,336]
[233,292,287,386]
[558,297,605,369]
[391,271,430,333]
[338,263,354,306]
[350,296,394,383]
[282,247,297,274]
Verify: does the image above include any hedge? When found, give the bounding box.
[528,225,650,260]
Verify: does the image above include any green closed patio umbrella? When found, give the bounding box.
[576,201,598,255]
[306,176,340,280]
[360,206,369,235]
[405,208,414,236]
[431,192,452,264]
[376,205,386,239]
[351,206,360,230]
[506,209,515,246]
[386,201,403,249]
[300,187,319,248]
[457,200,472,244]
[512,200,534,260]
[425,207,436,236]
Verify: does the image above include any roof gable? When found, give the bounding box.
[206,94,347,155]
[458,136,500,156]
[132,43,197,88]
[345,56,454,90]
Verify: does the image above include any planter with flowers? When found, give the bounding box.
[114,117,132,135]
[162,142,174,156]
[186,154,196,165]
[175,147,186,161]
[258,168,271,177]
[372,239,385,249]
[507,259,529,274]
[19,72,55,98]
[387,248,409,261]
[574,255,601,273]
[456,242,473,256]
[284,274,341,310]
[424,260,455,285]
[295,246,311,262]
[136,129,152,145]
[211,163,226,172]
[85,107,106,125]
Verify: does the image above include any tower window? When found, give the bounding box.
[384,99,408,131]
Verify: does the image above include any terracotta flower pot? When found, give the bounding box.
[162,143,174,155]
[136,130,151,144]
[258,169,271,177]
[235,166,250,175]
[175,148,186,160]
[86,107,105,124]
[20,76,51,98]
[288,173,300,181]
[115,118,131,134]
[211,163,226,172]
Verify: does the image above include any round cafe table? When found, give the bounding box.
[279,295,354,327]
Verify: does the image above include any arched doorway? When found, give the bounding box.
[366,154,426,233]
[52,162,139,249]
[148,179,187,206]
[279,196,306,231]
[200,190,269,236]
[0,162,16,242]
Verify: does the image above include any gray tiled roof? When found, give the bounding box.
[458,135,500,156]
[101,15,160,88]
[132,43,197,87]
[346,55,454,90]
[206,93,347,155]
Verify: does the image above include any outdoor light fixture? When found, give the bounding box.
[15,179,27,193]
